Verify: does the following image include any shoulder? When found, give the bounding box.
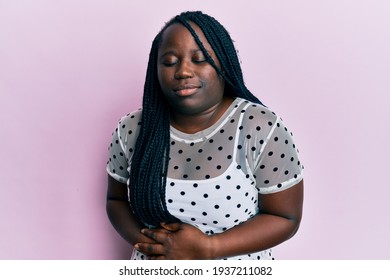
[119,108,142,126]
[236,98,279,133]
[117,108,142,133]
[111,108,143,148]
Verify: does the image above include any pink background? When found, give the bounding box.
[1,0,389,259]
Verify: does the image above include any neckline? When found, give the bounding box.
[170,97,244,143]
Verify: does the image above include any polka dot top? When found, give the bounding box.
[107,97,304,260]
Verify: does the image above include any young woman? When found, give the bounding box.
[106,11,304,260]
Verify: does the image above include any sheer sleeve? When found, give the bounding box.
[253,116,304,194]
[106,109,142,184]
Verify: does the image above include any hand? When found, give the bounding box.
[134,222,214,260]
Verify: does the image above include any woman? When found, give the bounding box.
[106,11,304,260]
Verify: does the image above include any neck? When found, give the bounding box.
[170,97,234,134]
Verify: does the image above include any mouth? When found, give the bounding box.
[173,84,200,97]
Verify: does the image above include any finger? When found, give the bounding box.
[141,228,169,242]
[148,255,165,260]
[134,242,165,256]
[160,222,182,232]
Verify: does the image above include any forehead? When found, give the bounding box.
[159,22,212,52]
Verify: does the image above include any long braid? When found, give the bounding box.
[129,11,265,227]
[129,36,178,226]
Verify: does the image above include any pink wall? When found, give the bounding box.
[1,0,389,259]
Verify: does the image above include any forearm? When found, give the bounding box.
[106,199,155,245]
[209,213,300,259]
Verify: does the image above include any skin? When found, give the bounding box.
[157,22,232,134]
[106,21,304,260]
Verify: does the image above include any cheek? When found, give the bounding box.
[207,71,225,92]
[157,67,173,89]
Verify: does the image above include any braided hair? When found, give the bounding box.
[129,11,265,226]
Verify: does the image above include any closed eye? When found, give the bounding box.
[162,62,177,67]
[193,59,207,64]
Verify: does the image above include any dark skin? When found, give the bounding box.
[106,22,304,259]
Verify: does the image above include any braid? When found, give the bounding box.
[129,36,178,226]
[175,11,265,105]
[129,11,265,227]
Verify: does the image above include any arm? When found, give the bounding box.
[209,179,304,259]
[106,175,156,245]
[136,179,304,259]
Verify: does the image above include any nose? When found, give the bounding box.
[174,60,193,79]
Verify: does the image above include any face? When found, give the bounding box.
[157,22,225,116]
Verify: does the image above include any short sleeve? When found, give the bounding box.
[106,123,129,183]
[254,117,303,194]
[106,109,142,183]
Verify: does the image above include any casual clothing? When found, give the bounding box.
[107,97,303,260]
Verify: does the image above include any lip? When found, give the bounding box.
[173,84,200,97]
